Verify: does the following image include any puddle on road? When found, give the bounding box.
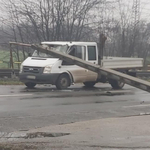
[19,90,132,100]
[60,100,113,106]
[20,86,110,93]
[0,132,70,139]
[25,132,70,139]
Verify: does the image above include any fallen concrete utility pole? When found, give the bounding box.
[10,42,150,93]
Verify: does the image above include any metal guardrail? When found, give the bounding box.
[0,69,149,79]
[136,71,150,77]
[0,69,19,78]
[129,70,150,78]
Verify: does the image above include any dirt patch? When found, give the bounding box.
[0,143,37,150]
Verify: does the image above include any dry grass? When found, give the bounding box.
[0,79,23,85]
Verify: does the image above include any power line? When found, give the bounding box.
[132,0,140,30]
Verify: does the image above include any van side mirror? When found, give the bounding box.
[28,52,32,57]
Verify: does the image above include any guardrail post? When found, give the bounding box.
[10,43,15,78]
[10,43,14,69]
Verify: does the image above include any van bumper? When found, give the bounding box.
[19,73,59,84]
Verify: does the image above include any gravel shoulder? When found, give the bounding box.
[1,115,150,149]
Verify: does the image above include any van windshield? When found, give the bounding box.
[32,45,68,58]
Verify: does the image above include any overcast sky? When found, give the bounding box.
[118,0,150,20]
[140,0,150,20]
[0,0,149,21]
[104,0,150,21]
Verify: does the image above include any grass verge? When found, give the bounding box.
[0,79,23,85]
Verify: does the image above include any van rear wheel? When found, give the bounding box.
[56,74,70,90]
[109,79,125,89]
[25,82,36,88]
[83,81,96,88]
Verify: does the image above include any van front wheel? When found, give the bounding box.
[25,82,36,88]
[83,81,96,88]
[56,74,70,90]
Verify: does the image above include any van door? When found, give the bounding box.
[61,45,88,83]
[86,45,98,81]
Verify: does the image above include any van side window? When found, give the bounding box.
[76,46,82,59]
[69,46,76,56]
[87,46,96,60]
[62,45,86,65]
[69,45,83,59]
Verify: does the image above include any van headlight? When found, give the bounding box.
[43,65,52,74]
[20,64,23,73]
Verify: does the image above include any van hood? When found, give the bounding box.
[22,57,59,67]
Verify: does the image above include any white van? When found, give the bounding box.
[19,41,143,89]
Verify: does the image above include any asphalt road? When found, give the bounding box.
[0,83,150,149]
[0,83,149,132]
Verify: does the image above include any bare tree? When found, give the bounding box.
[0,0,150,67]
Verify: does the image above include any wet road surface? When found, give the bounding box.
[0,83,150,149]
[0,83,149,133]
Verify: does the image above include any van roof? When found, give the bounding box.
[41,41,97,46]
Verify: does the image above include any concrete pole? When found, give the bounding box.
[98,33,107,66]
